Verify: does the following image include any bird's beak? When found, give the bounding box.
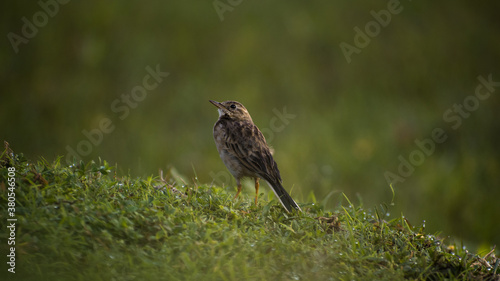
[209,100,226,111]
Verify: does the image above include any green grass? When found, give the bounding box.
[0,149,498,281]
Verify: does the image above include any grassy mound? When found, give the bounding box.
[0,148,498,280]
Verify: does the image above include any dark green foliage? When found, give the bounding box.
[0,149,498,280]
[3,1,500,250]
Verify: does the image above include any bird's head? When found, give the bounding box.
[209,100,253,122]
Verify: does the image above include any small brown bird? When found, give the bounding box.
[209,100,301,212]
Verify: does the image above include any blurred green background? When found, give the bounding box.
[2,1,499,251]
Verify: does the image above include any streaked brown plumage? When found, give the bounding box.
[209,100,301,212]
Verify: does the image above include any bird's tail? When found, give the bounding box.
[265,180,301,213]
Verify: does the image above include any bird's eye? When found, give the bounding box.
[230,104,237,109]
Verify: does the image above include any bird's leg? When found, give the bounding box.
[254,178,260,205]
[234,178,242,200]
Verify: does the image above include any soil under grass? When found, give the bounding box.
[0,148,498,280]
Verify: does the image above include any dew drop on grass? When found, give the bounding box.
[385,212,390,217]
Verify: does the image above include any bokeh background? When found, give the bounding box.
[2,1,499,251]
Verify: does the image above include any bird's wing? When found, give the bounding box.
[223,120,282,183]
